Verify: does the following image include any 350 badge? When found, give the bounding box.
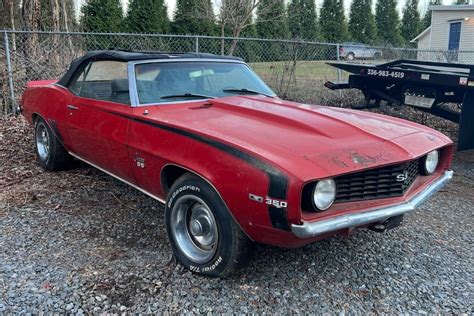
[248,193,288,208]
[265,197,288,209]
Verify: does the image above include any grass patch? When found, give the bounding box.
[248,60,353,105]
[249,60,342,80]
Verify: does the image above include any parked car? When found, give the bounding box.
[21,51,453,277]
[340,42,383,61]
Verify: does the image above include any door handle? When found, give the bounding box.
[67,105,78,110]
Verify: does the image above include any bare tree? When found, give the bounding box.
[2,0,19,50]
[22,0,41,59]
[48,0,61,64]
[50,0,60,30]
[267,42,299,98]
[195,0,284,55]
[21,0,41,30]
[1,0,12,29]
[60,0,75,53]
[1,0,17,30]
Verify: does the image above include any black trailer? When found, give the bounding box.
[325,59,474,151]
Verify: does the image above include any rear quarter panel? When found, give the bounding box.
[21,83,73,147]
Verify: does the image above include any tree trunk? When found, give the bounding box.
[49,0,60,66]
[61,0,75,56]
[9,0,17,51]
[22,0,41,78]
[50,0,60,31]
[220,24,226,55]
[228,28,242,56]
[22,0,41,30]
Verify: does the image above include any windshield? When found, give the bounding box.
[134,61,276,104]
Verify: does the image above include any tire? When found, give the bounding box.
[373,52,382,60]
[346,52,355,61]
[165,173,253,277]
[34,117,72,171]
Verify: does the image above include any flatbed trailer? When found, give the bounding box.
[325,59,474,151]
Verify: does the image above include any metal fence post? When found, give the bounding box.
[336,43,341,82]
[336,43,342,97]
[3,30,17,114]
[195,36,199,53]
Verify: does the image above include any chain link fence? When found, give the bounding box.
[1,30,474,115]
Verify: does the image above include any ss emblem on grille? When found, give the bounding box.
[396,172,409,182]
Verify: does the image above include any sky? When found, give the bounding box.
[75,0,452,21]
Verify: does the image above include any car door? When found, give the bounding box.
[353,44,363,59]
[65,60,136,183]
[358,43,369,58]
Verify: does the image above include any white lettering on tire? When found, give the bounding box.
[167,185,201,208]
[189,256,223,273]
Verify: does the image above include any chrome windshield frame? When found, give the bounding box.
[127,58,269,107]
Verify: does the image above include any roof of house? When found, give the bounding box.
[411,26,431,43]
[429,4,474,11]
[57,50,242,87]
[412,4,474,42]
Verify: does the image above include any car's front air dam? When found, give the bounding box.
[291,170,454,238]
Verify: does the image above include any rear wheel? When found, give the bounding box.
[34,117,72,171]
[346,52,355,61]
[165,173,253,277]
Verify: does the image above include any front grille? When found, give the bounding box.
[335,159,419,203]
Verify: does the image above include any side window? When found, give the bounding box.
[68,67,86,95]
[135,63,163,104]
[68,61,130,105]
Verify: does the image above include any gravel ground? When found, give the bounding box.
[0,116,473,314]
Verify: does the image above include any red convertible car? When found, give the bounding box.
[21,51,454,277]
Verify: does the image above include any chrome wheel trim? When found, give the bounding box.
[35,122,50,161]
[170,195,218,264]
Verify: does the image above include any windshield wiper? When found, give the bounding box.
[222,88,274,98]
[160,93,215,100]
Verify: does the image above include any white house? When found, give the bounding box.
[411,5,474,63]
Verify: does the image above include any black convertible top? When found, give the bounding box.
[57,50,243,86]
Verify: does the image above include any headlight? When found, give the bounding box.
[312,179,337,210]
[423,150,439,174]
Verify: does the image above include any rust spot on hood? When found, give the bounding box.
[350,151,384,167]
[331,156,348,168]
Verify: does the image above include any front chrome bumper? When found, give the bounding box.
[291,170,454,238]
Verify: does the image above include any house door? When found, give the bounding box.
[449,22,461,51]
[448,22,462,61]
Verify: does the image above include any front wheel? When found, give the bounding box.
[165,174,253,277]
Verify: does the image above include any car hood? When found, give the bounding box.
[151,96,452,180]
